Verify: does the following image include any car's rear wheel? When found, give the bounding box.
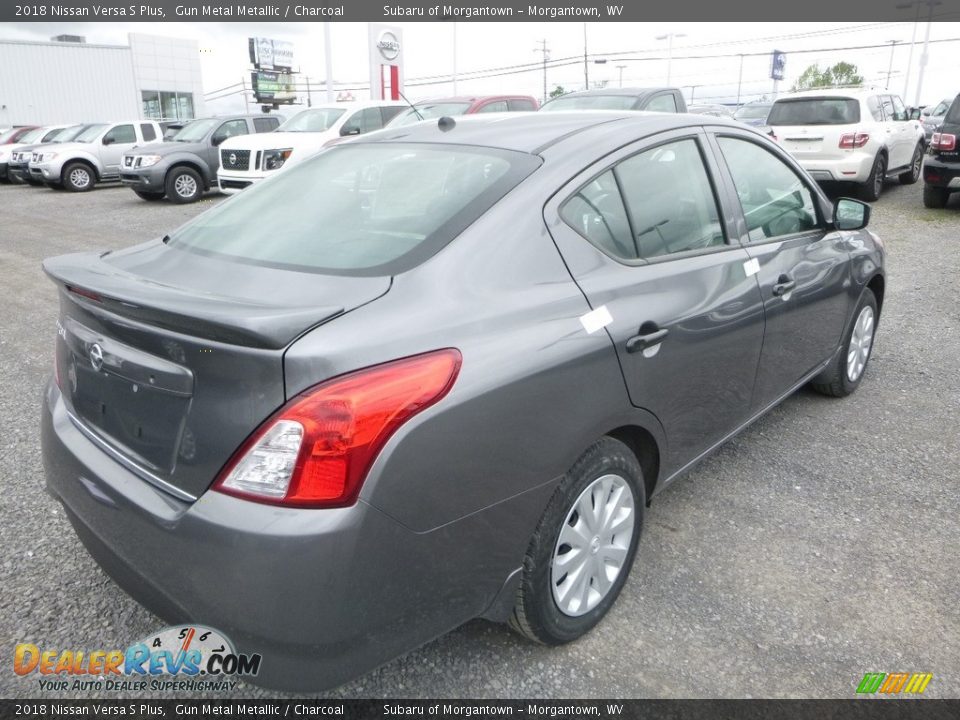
[134,190,166,201]
[811,288,878,398]
[859,153,886,202]
[922,184,950,209]
[510,436,644,645]
[166,167,203,204]
[63,162,95,192]
[899,144,924,185]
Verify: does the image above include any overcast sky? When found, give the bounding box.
[5,21,959,114]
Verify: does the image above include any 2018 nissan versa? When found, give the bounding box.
[41,112,885,691]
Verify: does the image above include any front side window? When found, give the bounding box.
[213,119,249,144]
[509,99,537,111]
[644,94,678,113]
[103,125,136,145]
[867,96,884,122]
[168,144,539,275]
[879,96,896,123]
[891,96,908,121]
[717,136,819,242]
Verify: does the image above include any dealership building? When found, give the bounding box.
[0,33,207,127]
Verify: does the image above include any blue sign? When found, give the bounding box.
[770,50,787,81]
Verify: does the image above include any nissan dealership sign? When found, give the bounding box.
[376,30,401,62]
[368,24,404,101]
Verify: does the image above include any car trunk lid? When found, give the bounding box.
[45,240,391,500]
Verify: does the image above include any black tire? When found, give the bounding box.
[899,143,924,185]
[859,153,886,202]
[26,177,45,187]
[810,288,878,398]
[47,182,65,191]
[62,162,95,192]
[165,167,203,204]
[509,436,644,645]
[134,190,166,201]
[922,184,950,209]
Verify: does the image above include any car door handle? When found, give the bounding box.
[626,327,669,354]
[772,275,796,297]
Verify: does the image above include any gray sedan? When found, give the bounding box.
[41,112,885,691]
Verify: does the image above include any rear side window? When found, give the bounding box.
[644,94,678,113]
[509,99,537,111]
[477,101,509,113]
[717,136,819,242]
[168,144,540,275]
[560,171,633,260]
[946,97,960,124]
[767,98,860,125]
[253,117,279,133]
[867,96,884,121]
[140,123,157,141]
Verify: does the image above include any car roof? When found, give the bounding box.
[774,88,885,101]
[551,87,677,99]
[296,100,406,111]
[414,96,535,103]
[361,111,740,154]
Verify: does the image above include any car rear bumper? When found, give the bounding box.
[795,151,875,183]
[922,156,960,189]
[120,166,166,192]
[40,379,527,691]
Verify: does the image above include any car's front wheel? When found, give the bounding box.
[62,162,95,192]
[859,153,886,202]
[811,288,878,398]
[510,436,644,645]
[923,184,950,209]
[899,143,924,185]
[166,167,203,204]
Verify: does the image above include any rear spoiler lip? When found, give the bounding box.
[43,253,344,350]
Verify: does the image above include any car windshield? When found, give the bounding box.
[53,125,88,143]
[173,118,220,142]
[73,124,109,143]
[168,143,540,275]
[929,100,951,117]
[542,95,639,111]
[0,128,23,143]
[734,104,771,120]
[277,108,346,132]
[389,103,473,127]
[945,97,960,124]
[767,98,860,125]
[17,128,46,144]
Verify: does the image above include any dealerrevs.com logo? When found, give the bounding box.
[14,625,262,692]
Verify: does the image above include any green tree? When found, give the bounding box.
[792,62,864,91]
[549,85,566,99]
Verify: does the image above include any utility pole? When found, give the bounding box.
[884,40,901,89]
[583,23,589,90]
[736,54,744,106]
[305,76,312,107]
[688,85,702,103]
[534,39,550,103]
[241,75,249,113]
[616,64,627,88]
[452,22,458,95]
[898,1,922,102]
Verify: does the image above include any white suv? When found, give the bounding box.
[767,88,926,201]
[216,101,405,194]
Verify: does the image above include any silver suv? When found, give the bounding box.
[30,120,163,192]
[767,88,926,201]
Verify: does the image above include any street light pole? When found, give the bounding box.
[656,32,686,85]
[616,64,627,88]
[898,1,921,101]
[736,54,744,105]
[323,22,334,102]
[914,0,941,107]
[583,23,589,90]
[534,39,550,103]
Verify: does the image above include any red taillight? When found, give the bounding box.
[213,349,462,508]
[66,285,102,302]
[932,132,956,151]
[839,132,870,149]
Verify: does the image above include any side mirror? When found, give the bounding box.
[102,136,114,146]
[340,126,361,137]
[834,198,871,231]
[909,108,923,120]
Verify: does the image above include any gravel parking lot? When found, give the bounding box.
[1,179,958,700]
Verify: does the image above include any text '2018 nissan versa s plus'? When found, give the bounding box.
[41,112,885,691]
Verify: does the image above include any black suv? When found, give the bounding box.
[922,93,960,208]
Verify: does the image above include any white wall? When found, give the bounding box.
[0,33,207,127]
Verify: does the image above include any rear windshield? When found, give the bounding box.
[168,143,541,276]
[277,108,345,132]
[389,103,472,127]
[767,98,861,125]
[734,104,771,120]
[946,97,960,124]
[541,95,639,111]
